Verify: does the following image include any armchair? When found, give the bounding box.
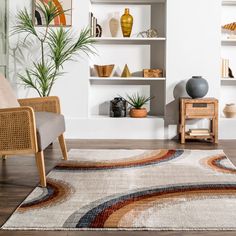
[0,75,68,187]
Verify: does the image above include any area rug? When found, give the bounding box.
[2,149,236,230]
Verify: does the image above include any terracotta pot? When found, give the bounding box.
[129,108,147,118]
[223,103,236,118]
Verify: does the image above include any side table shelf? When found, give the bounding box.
[179,98,219,144]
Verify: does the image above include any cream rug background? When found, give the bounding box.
[2,149,236,230]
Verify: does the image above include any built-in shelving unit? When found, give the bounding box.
[89,77,166,81]
[221,39,236,44]
[92,37,166,44]
[88,0,166,118]
[90,115,162,119]
[220,0,236,122]
[221,77,236,81]
[222,0,236,6]
[91,0,165,3]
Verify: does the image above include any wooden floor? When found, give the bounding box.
[1,139,236,236]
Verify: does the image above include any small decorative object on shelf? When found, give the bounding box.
[221,58,229,78]
[89,12,96,37]
[180,98,218,144]
[143,69,163,78]
[96,24,102,37]
[121,93,154,118]
[109,13,119,37]
[121,64,131,77]
[229,67,234,78]
[222,22,236,31]
[138,29,158,38]
[186,76,209,99]
[120,8,133,37]
[94,64,114,77]
[110,97,127,118]
[222,22,236,38]
[223,103,236,118]
[89,12,102,37]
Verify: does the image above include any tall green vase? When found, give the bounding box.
[120,8,133,37]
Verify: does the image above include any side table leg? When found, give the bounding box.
[181,121,185,144]
[213,117,218,144]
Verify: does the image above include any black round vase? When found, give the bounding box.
[186,76,209,99]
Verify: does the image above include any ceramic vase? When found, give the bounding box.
[110,97,127,117]
[223,103,236,118]
[186,76,209,99]
[120,8,133,37]
[109,15,119,37]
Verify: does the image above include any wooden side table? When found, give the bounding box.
[180,98,218,144]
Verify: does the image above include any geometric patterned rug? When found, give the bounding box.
[2,149,236,230]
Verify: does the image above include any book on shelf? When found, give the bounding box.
[187,132,210,137]
[187,129,210,136]
[89,12,97,37]
[189,129,210,134]
[221,58,229,78]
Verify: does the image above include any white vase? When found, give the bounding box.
[109,13,119,37]
[223,103,236,118]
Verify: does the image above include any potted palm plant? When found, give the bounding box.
[13,1,95,97]
[122,93,154,118]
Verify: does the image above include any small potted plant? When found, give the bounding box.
[121,93,154,118]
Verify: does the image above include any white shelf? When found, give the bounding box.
[222,0,236,6]
[89,77,166,81]
[221,39,236,43]
[93,37,166,44]
[89,115,164,120]
[91,0,165,4]
[220,116,236,121]
[221,77,236,81]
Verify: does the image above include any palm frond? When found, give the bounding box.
[48,27,96,69]
[47,27,73,69]
[13,8,38,38]
[66,28,97,59]
[121,93,154,109]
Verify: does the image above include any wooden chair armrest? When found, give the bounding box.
[18,96,61,114]
[0,107,38,155]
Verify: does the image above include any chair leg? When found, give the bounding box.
[58,134,68,160]
[35,151,46,187]
[2,155,7,160]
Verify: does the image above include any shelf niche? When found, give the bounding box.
[221,0,236,119]
[89,0,166,118]
[90,0,166,4]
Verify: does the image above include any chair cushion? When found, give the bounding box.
[35,112,65,151]
[0,74,20,108]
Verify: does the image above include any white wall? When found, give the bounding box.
[8,0,223,139]
[166,0,221,139]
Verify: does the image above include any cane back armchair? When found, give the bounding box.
[0,75,68,187]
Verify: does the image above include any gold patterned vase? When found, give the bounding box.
[120,8,133,37]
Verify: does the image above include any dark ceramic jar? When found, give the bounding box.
[186,76,209,99]
[110,97,127,117]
